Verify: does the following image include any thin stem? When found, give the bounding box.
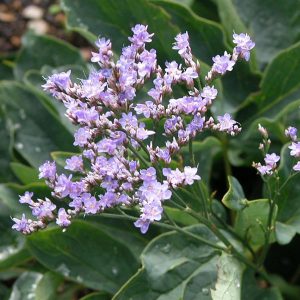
[278,172,299,193]
[188,139,195,167]
[127,144,150,168]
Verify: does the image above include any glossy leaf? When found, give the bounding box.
[211,253,244,300]
[14,32,85,80]
[10,163,40,185]
[0,81,76,168]
[222,176,248,211]
[26,220,139,293]
[235,199,277,247]
[114,225,220,299]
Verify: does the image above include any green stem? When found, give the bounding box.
[127,144,150,168]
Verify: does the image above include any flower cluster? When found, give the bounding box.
[253,124,300,176]
[12,25,255,234]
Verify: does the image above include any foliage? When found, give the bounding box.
[1,0,300,299]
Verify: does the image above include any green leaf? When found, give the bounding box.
[211,253,244,300]
[237,43,300,125]
[80,292,110,300]
[114,225,220,299]
[51,151,79,168]
[8,271,43,300]
[0,81,76,168]
[222,176,249,211]
[14,32,85,80]
[241,269,283,300]
[227,0,300,67]
[10,163,41,185]
[268,145,300,240]
[234,199,277,247]
[35,272,63,300]
[164,207,198,226]
[275,221,296,246]
[26,220,139,293]
[0,216,30,271]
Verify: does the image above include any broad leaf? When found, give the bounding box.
[114,225,220,299]
[211,253,244,300]
[222,176,248,211]
[0,81,76,168]
[26,220,139,293]
[234,199,277,247]
[10,163,40,185]
[14,32,85,80]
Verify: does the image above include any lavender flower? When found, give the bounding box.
[285,126,297,141]
[293,161,300,171]
[289,142,300,157]
[13,25,255,235]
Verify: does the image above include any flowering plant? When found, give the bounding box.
[2,1,300,299]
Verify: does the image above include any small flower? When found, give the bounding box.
[42,70,71,94]
[233,33,255,61]
[39,161,56,181]
[256,163,273,176]
[12,214,31,234]
[128,24,154,47]
[31,198,56,219]
[285,126,298,141]
[212,52,235,75]
[56,208,71,227]
[134,218,150,234]
[172,32,190,56]
[217,113,237,132]
[264,153,280,168]
[19,192,34,205]
[73,127,91,147]
[140,167,156,183]
[289,142,300,158]
[293,161,300,171]
[65,155,84,172]
[183,166,201,185]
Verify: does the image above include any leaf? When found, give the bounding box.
[275,221,296,246]
[35,272,63,300]
[0,81,76,168]
[267,145,300,240]
[114,225,220,299]
[222,176,249,211]
[8,271,43,300]
[80,292,110,300]
[241,269,283,300]
[234,199,277,247]
[237,43,300,125]
[51,151,79,168]
[14,32,85,80]
[26,220,139,293]
[10,163,41,185]
[164,207,198,226]
[211,253,244,300]
[227,0,300,67]
[0,216,30,271]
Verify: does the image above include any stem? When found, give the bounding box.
[99,212,226,252]
[188,139,195,167]
[127,144,150,168]
[278,172,299,193]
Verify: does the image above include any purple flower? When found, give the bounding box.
[73,127,91,147]
[217,113,237,131]
[141,201,163,222]
[32,198,56,219]
[285,126,298,141]
[39,161,56,181]
[256,164,272,176]
[183,166,201,185]
[136,127,155,140]
[233,33,255,61]
[54,174,73,198]
[140,167,156,182]
[181,67,198,85]
[156,148,171,164]
[134,218,150,234]
[172,32,191,60]
[19,192,34,205]
[56,208,71,227]
[99,191,117,208]
[75,106,99,124]
[97,138,117,155]
[293,161,300,171]
[264,153,280,168]
[65,155,84,172]
[201,86,218,102]
[91,37,113,64]
[119,112,138,128]
[12,214,31,234]
[128,24,154,47]
[42,70,71,94]
[212,52,235,75]
[289,142,300,157]
[83,195,100,214]
[165,61,182,81]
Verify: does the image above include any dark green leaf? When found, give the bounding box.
[114,225,220,299]
[0,81,76,168]
[10,163,41,185]
[26,220,139,293]
[80,292,110,300]
[35,272,63,300]
[222,176,248,211]
[14,32,85,80]
[234,199,277,247]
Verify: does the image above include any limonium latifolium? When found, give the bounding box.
[12,25,255,235]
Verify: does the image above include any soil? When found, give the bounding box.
[0,0,90,56]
